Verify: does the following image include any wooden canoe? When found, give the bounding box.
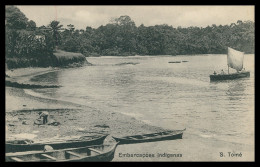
[112,128,186,145]
[6,142,119,162]
[6,134,108,153]
[168,61,181,63]
[209,71,250,81]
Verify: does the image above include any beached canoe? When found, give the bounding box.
[6,134,108,153]
[112,129,186,145]
[6,142,119,162]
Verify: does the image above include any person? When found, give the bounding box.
[221,69,225,75]
[213,71,217,75]
[38,111,49,124]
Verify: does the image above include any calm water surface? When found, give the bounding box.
[30,54,255,146]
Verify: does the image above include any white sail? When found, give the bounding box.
[227,47,244,71]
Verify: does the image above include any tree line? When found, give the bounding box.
[58,16,254,56]
[6,6,255,62]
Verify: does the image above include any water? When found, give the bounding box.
[30,54,254,147]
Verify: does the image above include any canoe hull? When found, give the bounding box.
[65,144,117,162]
[210,71,250,81]
[168,61,181,63]
[6,135,108,153]
[6,142,119,162]
[112,130,184,145]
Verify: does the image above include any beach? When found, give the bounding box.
[6,67,165,144]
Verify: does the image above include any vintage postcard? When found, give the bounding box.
[5,5,254,162]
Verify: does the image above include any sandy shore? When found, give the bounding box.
[5,67,165,145]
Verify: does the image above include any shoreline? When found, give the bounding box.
[5,67,167,142]
[88,53,255,57]
[6,67,61,88]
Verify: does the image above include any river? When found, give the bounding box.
[28,54,254,161]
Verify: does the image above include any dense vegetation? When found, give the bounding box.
[59,16,254,56]
[6,5,255,69]
[5,6,86,69]
[6,6,54,68]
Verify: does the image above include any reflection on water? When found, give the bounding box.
[226,81,246,101]
[30,54,254,146]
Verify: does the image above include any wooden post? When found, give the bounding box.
[228,65,229,74]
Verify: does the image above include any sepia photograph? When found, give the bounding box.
[5,5,254,162]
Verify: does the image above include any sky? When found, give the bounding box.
[17,6,254,30]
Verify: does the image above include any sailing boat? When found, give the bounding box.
[210,47,250,81]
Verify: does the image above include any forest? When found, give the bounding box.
[5,6,255,67]
[57,15,255,56]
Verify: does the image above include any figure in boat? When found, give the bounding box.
[210,47,250,81]
[221,69,225,75]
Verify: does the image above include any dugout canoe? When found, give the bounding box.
[168,61,181,63]
[6,142,119,162]
[6,134,108,153]
[112,128,186,145]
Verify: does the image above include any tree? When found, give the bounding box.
[6,6,29,58]
[67,24,75,33]
[5,5,28,30]
[6,6,54,66]
[48,20,63,50]
[111,15,136,27]
[108,16,137,55]
[27,20,36,31]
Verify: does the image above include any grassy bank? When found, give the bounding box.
[6,50,89,69]
[52,50,88,67]
[6,57,53,69]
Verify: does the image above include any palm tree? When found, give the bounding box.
[48,20,63,50]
